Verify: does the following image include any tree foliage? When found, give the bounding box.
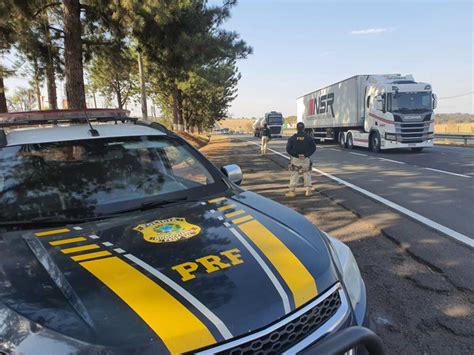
[0,0,251,130]
[88,45,139,109]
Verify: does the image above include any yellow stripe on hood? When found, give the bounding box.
[79,256,216,353]
[238,219,318,308]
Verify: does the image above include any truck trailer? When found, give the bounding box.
[253,111,284,138]
[296,74,437,152]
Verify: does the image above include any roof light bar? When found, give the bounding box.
[0,109,134,128]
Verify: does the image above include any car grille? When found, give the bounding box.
[199,286,342,355]
[270,126,281,135]
[395,121,432,143]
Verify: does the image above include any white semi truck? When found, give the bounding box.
[253,111,284,138]
[296,74,437,152]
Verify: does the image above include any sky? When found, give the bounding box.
[3,0,473,117]
[216,0,474,117]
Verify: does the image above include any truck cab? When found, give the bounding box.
[336,74,437,152]
[265,111,284,137]
[253,112,284,138]
[362,76,436,152]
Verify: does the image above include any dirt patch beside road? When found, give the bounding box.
[200,137,474,354]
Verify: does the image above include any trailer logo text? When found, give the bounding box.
[307,93,335,118]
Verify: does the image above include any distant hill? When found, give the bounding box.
[435,113,473,123]
[219,118,255,132]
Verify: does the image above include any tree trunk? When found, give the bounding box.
[45,60,57,109]
[172,84,184,131]
[42,15,57,109]
[33,60,42,110]
[62,0,86,109]
[116,84,123,109]
[0,75,7,113]
[137,49,147,119]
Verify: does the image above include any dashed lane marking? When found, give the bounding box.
[424,167,470,178]
[378,158,406,165]
[349,152,368,157]
[247,140,474,248]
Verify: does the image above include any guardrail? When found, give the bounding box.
[282,130,473,146]
[434,133,474,147]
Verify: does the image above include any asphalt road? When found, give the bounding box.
[250,136,474,242]
[201,136,474,354]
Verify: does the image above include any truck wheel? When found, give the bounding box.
[339,132,346,148]
[370,131,381,153]
[346,133,354,149]
[411,147,423,153]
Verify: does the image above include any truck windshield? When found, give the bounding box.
[268,116,283,125]
[389,92,432,113]
[0,136,224,223]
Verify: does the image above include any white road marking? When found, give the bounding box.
[73,226,83,230]
[328,148,340,152]
[378,158,405,164]
[88,234,100,239]
[248,140,473,248]
[228,228,292,313]
[223,222,231,227]
[217,216,224,221]
[424,167,470,178]
[113,248,125,254]
[124,253,233,340]
[349,152,367,157]
[102,242,113,247]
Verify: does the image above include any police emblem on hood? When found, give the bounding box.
[134,218,201,243]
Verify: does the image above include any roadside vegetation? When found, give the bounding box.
[0,0,251,132]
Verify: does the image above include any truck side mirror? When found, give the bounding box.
[375,95,383,112]
[432,94,437,110]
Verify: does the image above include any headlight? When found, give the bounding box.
[325,234,364,311]
[385,132,397,141]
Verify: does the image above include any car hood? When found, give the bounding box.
[0,192,338,354]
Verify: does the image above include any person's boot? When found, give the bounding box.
[285,190,296,197]
[305,187,312,197]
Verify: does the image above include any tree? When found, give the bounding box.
[87,45,139,109]
[0,0,15,112]
[62,0,85,109]
[7,87,37,111]
[126,0,251,130]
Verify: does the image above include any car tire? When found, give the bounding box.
[346,133,354,149]
[370,131,381,153]
[339,132,346,148]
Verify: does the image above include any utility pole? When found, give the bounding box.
[137,47,148,120]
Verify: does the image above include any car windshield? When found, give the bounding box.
[0,135,225,222]
[268,116,283,125]
[389,92,432,113]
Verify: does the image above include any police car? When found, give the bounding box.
[0,110,382,354]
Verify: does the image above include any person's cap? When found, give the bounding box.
[297,122,305,131]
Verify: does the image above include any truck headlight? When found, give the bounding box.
[325,234,364,313]
[385,132,397,141]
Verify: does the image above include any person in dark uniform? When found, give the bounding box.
[261,123,271,155]
[285,122,316,197]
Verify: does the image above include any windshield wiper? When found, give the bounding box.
[0,216,97,228]
[0,196,199,228]
[99,195,195,217]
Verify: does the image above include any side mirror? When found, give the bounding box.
[221,164,243,185]
[432,94,437,110]
[375,95,383,111]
